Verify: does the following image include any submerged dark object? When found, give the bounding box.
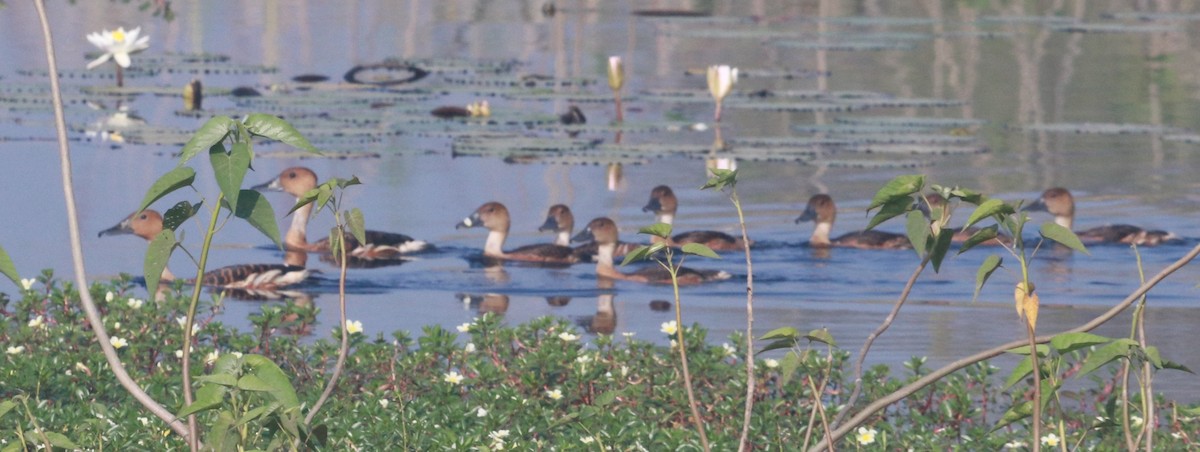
[559,105,586,125]
[431,106,471,119]
[292,74,329,83]
[183,79,202,111]
[649,300,672,311]
[344,61,430,86]
[231,86,261,97]
[633,9,710,17]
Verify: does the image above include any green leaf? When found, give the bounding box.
[237,374,275,392]
[347,208,367,246]
[760,326,801,341]
[971,254,1002,302]
[0,400,15,419]
[209,142,251,209]
[337,176,362,189]
[905,210,929,258]
[594,389,621,407]
[1003,355,1034,390]
[1040,222,1088,254]
[1050,332,1110,354]
[868,174,924,211]
[620,245,653,266]
[237,405,273,426]
[991,400,1032,432]
[243,113,320,154]
[638,223,673,239]
[804,328,836,347]
[701,168,737,190]
[949,188,984,205]
[195,373,239,387]
[162,201,202,231]
[865,196,912,231]
[205,411,239,452]
[779,350,801,387]
[681,243,719,259]
[287,188,321,216]
[234,190,282,249]
[144,230,176,296]
[43,432,80,450]
[963,198,1012,229]
[758,339,797,355]
[1006,344,1050,356]
[328,227,342,256]
[1144,346,1164,369]
[0,245,18,287]
[137,166,196,213]
[179,116,235,165]
[243,354,301,408]
[314,186,333,214]
[957,225,999,255]
[177,383,227,418]
[928,230,954,273]
[1077,339,1139,377]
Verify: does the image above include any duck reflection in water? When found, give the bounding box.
[457,293,510,315]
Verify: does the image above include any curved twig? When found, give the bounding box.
[730,190,757,452]
[811,244,1200,451]
[32,0,191,441]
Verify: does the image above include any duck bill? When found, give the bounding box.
[1025,198,1048,212]
[456,212,482,230]
[537,215,559,232]
[98,217,133,237]
[570,228,595,243]
[642,197,662,213]
[251,176,283,192]
[795,207,817,224]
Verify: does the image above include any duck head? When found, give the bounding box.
[457,202,510,233]
[98,210,163,241]
[253,167,319,197]
[795,194,836,225]
[642,185,677,215]
[1026,187,1075,229]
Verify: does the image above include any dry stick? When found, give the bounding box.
[31,0,192,441]
[805,371,836,452]
[1120,359,1135,451]
[731,190,757,452]
[831,254,931,429]
[812,243,1200,451]
[305,226,352,425]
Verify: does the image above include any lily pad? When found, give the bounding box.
[1016,122,1181,135]
[1051,23,1179,33]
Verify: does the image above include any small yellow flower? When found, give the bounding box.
[1041,433,1060,447]
[109,336,128,350]
[28,315,46,329]
[660,320,678,335]
[558,332,579,342]
[1131,415,1144,427]
[443,371,465,385]
[546,388,564,400]
[6,345,24,355]
[764,358,779,369]
[856,426,877,445]
[85,27,151,69]
[20,278,36,291]
[345,320,363,335]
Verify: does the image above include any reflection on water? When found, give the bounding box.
[2,1,1200,400]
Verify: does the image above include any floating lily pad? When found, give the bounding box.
[539,121,704,134]
[728,136,854,147]
[835,97,965,109]
[1163,134,1200,144]
[681,68,827,80]
[81,85,234,97]
[344,61,429,86]
[1102,12,1200,22]
[665,28,802,39]
[808,16,938,26]
[729,101,864,113]
[773,40,917,51]
[809,158,931,168]
[793,124,954,135]
[632,9,710,17]
[834,116,985,128]
[1051,23,1180,33]
[500,92,623,103]
[977,16,1078,25]
[502,154,648,165]
[1016,123,1181,134]
[257,149,382,160]
[835,143,987,155]
[451,136,600,156]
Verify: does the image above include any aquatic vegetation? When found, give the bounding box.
[85,26,150,87]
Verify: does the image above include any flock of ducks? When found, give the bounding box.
[98,166,1179,293]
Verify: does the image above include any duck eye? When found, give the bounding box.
[139,214,147,220]
[287,171,296,178]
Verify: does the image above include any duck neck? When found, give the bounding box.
[594,243,623,278]
[554,231,570,246]
[484,230,506,257]
[284,250,308,267]
[1055,215,1073,230]
[656,212,674,226]
[286,203,313,250]
[810,221,833,246]
[161,266,176,282]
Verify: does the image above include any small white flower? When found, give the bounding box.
[28,315,46,329]
[721,343,736,357]
[670,339,678,349]
[204,350,219,365]
[85,27,151,70]
[109,336,128,349]
[176,316,187,327]
[1041,433,1060,447]
[137,417,149,426]
[74,362,88,373]
[581,435,596,444]
[621,332,635,338]
[764,358,779,369]
[464,342,477,353]
[558,332,579,342]
[443,371,464,385]
[1003,440,1027,449]
[607,56,624,92]
[660,321,678,335]
[575,355,592,364]
[856,426,877,445]
[174,350,184,359]
[1131,415,1144,427]
[6,345,24,355]
[231,352,243,359]
[546,388,563,400]
[345,320,363,335]
[489,430,510,440]
[20,278,35,291]
[126,298,144,309]
[476,407,488,417]
[456,322,472,333]
[707,65,738,102]
[105,291,115,302]
[379,399,389,409]
[1172,432,1184,440]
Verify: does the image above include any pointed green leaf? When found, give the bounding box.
[162,201,202,231]
[963,198,1013,229]
[1003,355,1034,390]
[778,350,801,387]
[1040,222,1088,254]
[804,328,836,347]
[1006,344,1050,357]
[314,187,333,215]
[347,208,367,246]
[0,399,16,419]
[338,176,362,189]
[905,210,929,258]
[759,326,801,341]
[328,227,342,256]
[1144,346,1164,369]
[1050,332,1110,354]
[638,223,672,239]
[681,243,719,259]
[177,383,227,418]
[237,405,274,426]
[949,188,984,205]
[236,374,275,392]
[43,432,80,450]
[868,174,924,211]
[0,245,18,287]
[620,245,653,266]
[243,354,301,408]
[243,114,320,154]
[865,196,912,230]
[971,254,1002,302]
[287,188,321,216]
[701,168,737,190]
[209,142,251,209]
[144,230,176,297]
[1160,359,1193,373]
[195,373,239,387]
[990,400,1033,432]
[958,225,999,255]
[1077,339,1139,377]
[138,166,196,212]
[234,190,282,249]
[179,116,235,165]
[929,230,954,273]
[758,339,797,354]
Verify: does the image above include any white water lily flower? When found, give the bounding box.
[86,27,150,69]
[607,56,624,91]
[707,65,738,101]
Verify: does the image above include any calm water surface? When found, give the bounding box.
[2,1,1200,400]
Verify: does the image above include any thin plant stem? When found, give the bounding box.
[1132,245,1153,452]
[832,254,930,429]
[306,218,352,426]
[810,243,1200,451]
[805,370,835,452]
[729,190,757,452]
[116,65,124,88]
[1120,358,1135,451]
[613,90,624,123]
[181,195,225,452]
[31,0,192,442]
[663,253,710,451]
[1027,318,1042,452]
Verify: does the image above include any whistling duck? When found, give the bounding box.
[99,210,313,290]
[571,217,730,285]
[1027,187,1176,246]
[795,194,911,250]
[919,193,1012,246]
[456,202,578,264]
[254,167,431,258]
[538,204,637,261]
[642,185,748,251]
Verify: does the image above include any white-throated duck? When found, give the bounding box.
[571,217,731,285]
[538,204,637,261]
[642,185,749,251]
[456,201,578,264]
[99,210,313,290]
[795,194,912,250]
[1027,187,1176,246]
[254,167,431,258]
